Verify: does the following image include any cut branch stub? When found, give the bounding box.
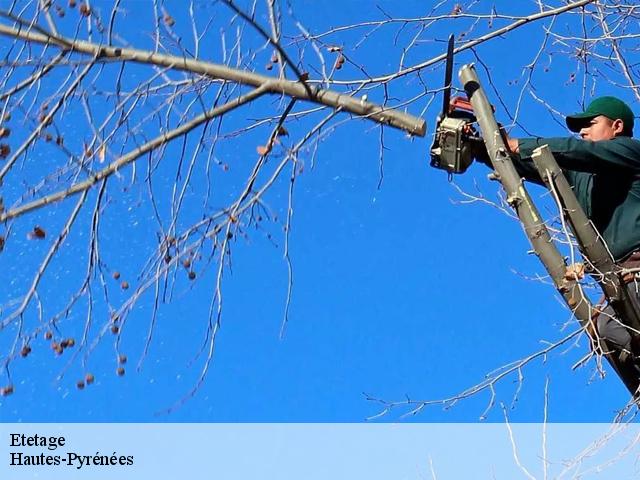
[458,64,590,321]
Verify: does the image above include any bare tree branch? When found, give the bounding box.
[0,19,426,135]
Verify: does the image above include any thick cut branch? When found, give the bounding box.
[459,64,592,326]
[0,20,425,136]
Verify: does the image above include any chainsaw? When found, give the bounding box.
[430,35,480,175]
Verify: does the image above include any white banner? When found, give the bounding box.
[1,423,639,479]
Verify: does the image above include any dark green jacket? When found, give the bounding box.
[508,136,640,261]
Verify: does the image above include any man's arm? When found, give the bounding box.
[476,135,640,185]
[473,136,545,185]
[516,136,640,173]
[507,138,519,153]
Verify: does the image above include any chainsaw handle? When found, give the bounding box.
[449,97,473,113]
[449,96,496,114]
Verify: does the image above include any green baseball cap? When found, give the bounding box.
[566,96,635,135]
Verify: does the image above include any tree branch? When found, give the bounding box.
[0,83,272,222]
[0,18,426,135]
[327,0,597,86]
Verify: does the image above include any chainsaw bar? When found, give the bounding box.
[440,34,455,118]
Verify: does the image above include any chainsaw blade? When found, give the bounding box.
[440,34,455,118]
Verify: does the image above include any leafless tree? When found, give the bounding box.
[0,0,638,414]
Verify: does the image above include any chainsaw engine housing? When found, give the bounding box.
[430,114,476,174]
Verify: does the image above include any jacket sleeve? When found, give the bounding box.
[474,144,545,185]
[517,137,640,174]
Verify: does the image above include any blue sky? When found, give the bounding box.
[0,0,637,422]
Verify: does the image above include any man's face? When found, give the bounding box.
[578,115,623,141]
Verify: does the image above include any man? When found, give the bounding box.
[476,96,640,363]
